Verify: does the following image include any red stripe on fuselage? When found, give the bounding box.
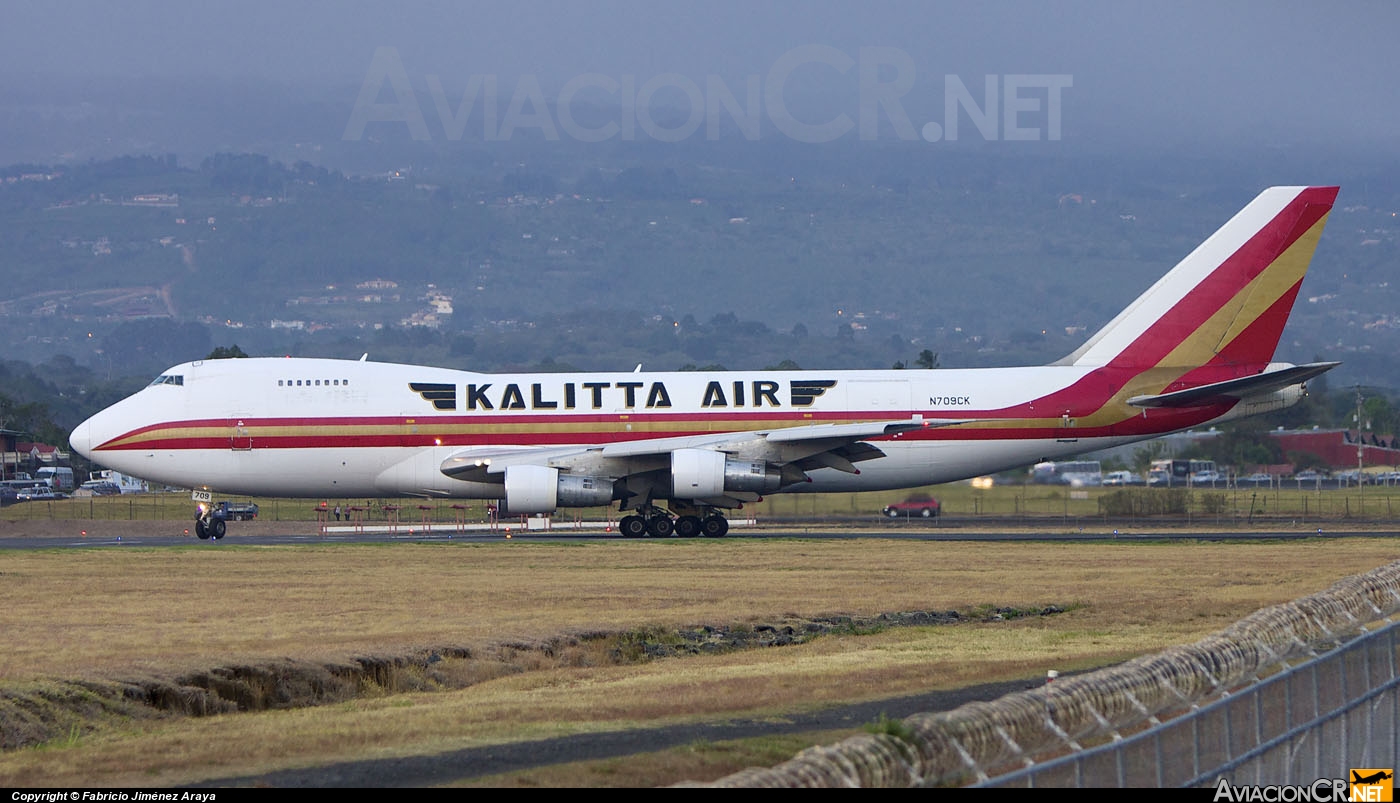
[95,403,1232,452]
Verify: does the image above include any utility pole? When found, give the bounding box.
[1354,385,1369,486]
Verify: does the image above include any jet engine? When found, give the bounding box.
[502,465,614,514]
[1215,384,1308,424]
[670,448,781,499]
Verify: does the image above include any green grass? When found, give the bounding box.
[5,481,1400,526]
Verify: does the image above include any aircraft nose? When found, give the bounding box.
[69,418,93,460]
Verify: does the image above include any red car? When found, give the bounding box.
[882,498,941,518]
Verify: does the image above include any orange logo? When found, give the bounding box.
[1350,769,1394,802]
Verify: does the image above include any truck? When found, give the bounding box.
[35,466,75,492]
[1149,459,1218,487]
[90,469,149,494]
[217,501,259,521]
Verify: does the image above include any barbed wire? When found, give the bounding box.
[682,559,1400,788]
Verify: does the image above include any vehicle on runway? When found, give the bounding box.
[882,497,941,519]
[76,480,122,496]
[1102,470,1143,486]
[70,187,1341,540]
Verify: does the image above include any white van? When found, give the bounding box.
[35,466,75,492]
[1102,470,1138,486]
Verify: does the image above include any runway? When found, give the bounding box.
[0,521,1388,550]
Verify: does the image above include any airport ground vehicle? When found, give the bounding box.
[35,466,74,492]
[1149,459,1219,487]
[1102,470,1143,486]
[218,501,259,521]
[76,480,122,496]
[17,487,63,501]
[1191,470,1222,485]
[1031,460,1103,487]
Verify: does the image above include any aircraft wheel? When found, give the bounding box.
[619,515,648,538]
[702,516,728,537]
[674,515,702,538]
[647,516,675,538]
[210,519,226,540]
[195,519,210,540]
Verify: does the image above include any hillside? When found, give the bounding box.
[0,148,1396,388]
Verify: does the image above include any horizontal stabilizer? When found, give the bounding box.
[1126,362,1340,409]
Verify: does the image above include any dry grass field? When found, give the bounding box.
[0,532,1397,787]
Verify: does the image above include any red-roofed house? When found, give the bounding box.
[15,442,67,465]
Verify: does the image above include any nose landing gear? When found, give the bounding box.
[194,507,226,540]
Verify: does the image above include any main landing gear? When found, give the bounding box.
[618,505,728,538]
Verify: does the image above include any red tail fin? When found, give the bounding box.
[1062,186,1338,373]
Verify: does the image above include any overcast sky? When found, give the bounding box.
[3,1,1398,150]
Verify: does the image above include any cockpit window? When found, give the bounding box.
[147,374,184,387]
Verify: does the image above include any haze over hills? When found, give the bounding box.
[0,135,1396,389]
[0,1,1396,404]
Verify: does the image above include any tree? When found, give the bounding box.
[1288,451,1329,472]
[206,345,249,359]
[448,334,476,357]
[915,349,940,369]
[1132,441,1169,475]
[1197,422,1284,470]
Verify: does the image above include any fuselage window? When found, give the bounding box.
[333,379,339,386]
[296,380,303,386]
[343,379,350,386]
[315,380,321,386]
[278,380,284,387]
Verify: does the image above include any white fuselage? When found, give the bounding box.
[70,356,1243,500]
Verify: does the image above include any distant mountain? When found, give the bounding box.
[0,143,1396,389]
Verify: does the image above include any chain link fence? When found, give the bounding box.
[687,559,1400,788]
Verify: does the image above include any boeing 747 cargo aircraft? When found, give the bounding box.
[70,186,1340,538]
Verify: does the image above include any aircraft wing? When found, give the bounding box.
[1126,362,1340,409]
[439,416,972,483]
[597,415,967,456]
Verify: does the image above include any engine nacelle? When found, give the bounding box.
[671,448,781,499]
[1215,385,1307,424]
[502,465,613,514]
